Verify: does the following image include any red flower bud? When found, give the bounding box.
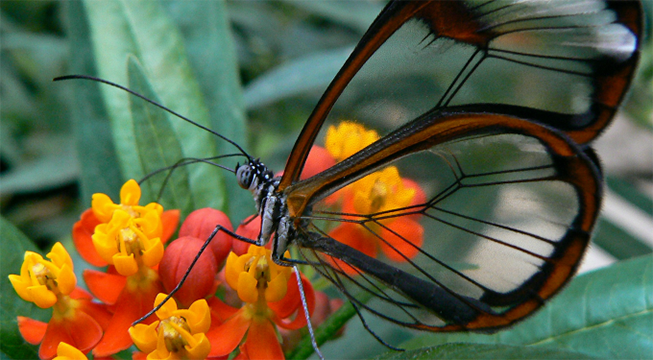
[159,236,218,308]
[233,217,262,255]
[179,208,233,265]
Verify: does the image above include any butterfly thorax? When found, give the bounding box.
[236,160,292,260]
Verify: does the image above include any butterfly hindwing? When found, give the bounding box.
[282,108,600,330]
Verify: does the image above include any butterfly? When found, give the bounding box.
[60,0,642,342]
[233,0,642,334]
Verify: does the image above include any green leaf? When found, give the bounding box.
[286,0,382,33]
[83,0,225,212]
[244,46,353,109]
[376,343,598,360]
[0,136,78,194]
[127,58,193,217]
[65,0,123,202]
[0,217,49,360]
[404,255,653,360]
[161,0,251,223]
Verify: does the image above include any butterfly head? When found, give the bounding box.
[235,159,274,192]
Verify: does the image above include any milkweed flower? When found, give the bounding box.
[207,246,315,359]
[129,293,211,360]
[91,179,167,276]
[70,179,179,357]
[322,122,426,271]
[9,243,111,360]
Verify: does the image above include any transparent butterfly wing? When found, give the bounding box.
[286,110,601,330]
[279,0,641,189]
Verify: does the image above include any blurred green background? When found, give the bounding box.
[1,1,652,359]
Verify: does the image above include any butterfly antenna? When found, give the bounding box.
[141,154,239,184]
[294,265,325,360]
[139,155,239,202]
[53,74,252,159]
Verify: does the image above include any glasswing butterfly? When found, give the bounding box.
[237,0,642,334]
[58,0,642,350]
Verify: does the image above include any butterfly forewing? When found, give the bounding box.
[287,110,600,330]
[280,0,641,189]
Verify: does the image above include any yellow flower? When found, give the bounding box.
[207,246,311,359]
[9,242,76,309]
[90,180,165,276]
[53,342,87,360]
[325,121,379,162]
[129,294,211,360]
[225,246,292,304]
[350,166,415,215]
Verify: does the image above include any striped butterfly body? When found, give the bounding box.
[236,0,642,333]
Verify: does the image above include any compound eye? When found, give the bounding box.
[236,165,252,189]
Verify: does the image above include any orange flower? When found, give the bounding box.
[69,180,179,357]
[206,246,315,359]
[72,181,179,270]
[9,243,111,360]
[322,122,426,272]
[129,294,211,360]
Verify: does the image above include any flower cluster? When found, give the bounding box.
[9,121,414,359]
[10,179,332,360]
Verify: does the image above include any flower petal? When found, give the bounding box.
[141,238,164,268]
[244,320,284,360]
[113,254,138,276]
[72,209,108,267]
[186,299,211,334]
[160,209,180,244]
[53,341,87,360]
[272,274,314,330]
[40,310,102,360]
[48,242,73,270]
[17,316,47,345]
[83,269,125,305]
[92,280,162,357]
[185,333,211,359]
[57,264,77,295]
[91,193,117,223]
[120,179,141,206]
[207,309,251,357]
[265,272,288,303]
[28,284,57,309]
[129,322,159,354]
[237,272,258,304]
[224,252,241,290]
[207,297,238,323]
